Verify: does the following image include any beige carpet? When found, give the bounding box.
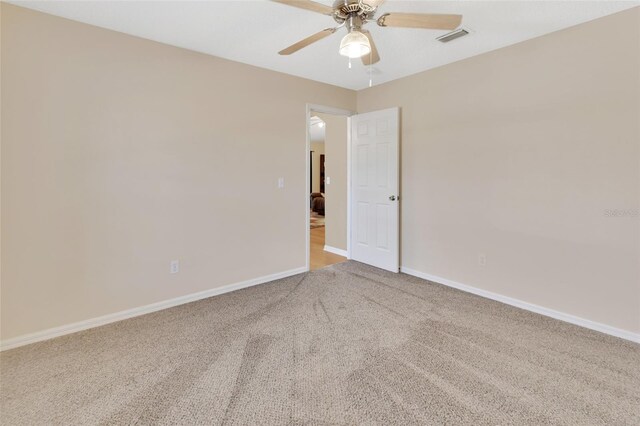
[1,261,639,425]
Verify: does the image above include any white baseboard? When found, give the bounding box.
[400,267,640,344]
[323,245,348,258]
[0,266,307,352]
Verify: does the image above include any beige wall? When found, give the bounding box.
[0,4,356,340]
[310,142,325,194]
[358,8,640,333]
[316,113,348,251]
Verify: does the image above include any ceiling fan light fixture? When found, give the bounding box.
[339,30,371,59]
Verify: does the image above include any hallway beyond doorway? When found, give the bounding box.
[310,227,346,271]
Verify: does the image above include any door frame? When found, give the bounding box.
[305,103,355,272]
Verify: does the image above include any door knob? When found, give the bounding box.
[389,195,396,201]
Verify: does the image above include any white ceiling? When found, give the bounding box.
[10,0,639,90]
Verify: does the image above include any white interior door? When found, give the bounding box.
[350,107,399,272]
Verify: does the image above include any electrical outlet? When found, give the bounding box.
[170,260,179,274]
[278,177,285,189]
[478,254,486,267]
[326,176,331,185]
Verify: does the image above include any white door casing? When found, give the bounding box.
[350,107,400,272]
[305,104,355,272]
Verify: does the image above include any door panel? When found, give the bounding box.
[350,108,399,272]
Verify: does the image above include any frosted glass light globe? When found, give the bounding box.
[339,31,371,59]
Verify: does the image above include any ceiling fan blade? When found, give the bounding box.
[361,31,380,65]
[278,28,337,55]
[271,0,334,16]
[377,12,462,30]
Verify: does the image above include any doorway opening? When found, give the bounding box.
[306,104,354,271]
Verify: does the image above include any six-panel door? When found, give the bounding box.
[350,107,399,272]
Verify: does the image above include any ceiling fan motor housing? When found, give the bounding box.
[333,0,377,24]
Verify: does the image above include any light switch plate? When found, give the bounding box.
[170,260,179,274]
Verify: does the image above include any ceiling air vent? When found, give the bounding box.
[436,28,469,43]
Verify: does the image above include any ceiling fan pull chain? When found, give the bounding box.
[369,52,373,87]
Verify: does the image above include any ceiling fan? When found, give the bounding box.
[273,0,463,65]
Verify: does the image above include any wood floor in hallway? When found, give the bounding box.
[310,226,347,271]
